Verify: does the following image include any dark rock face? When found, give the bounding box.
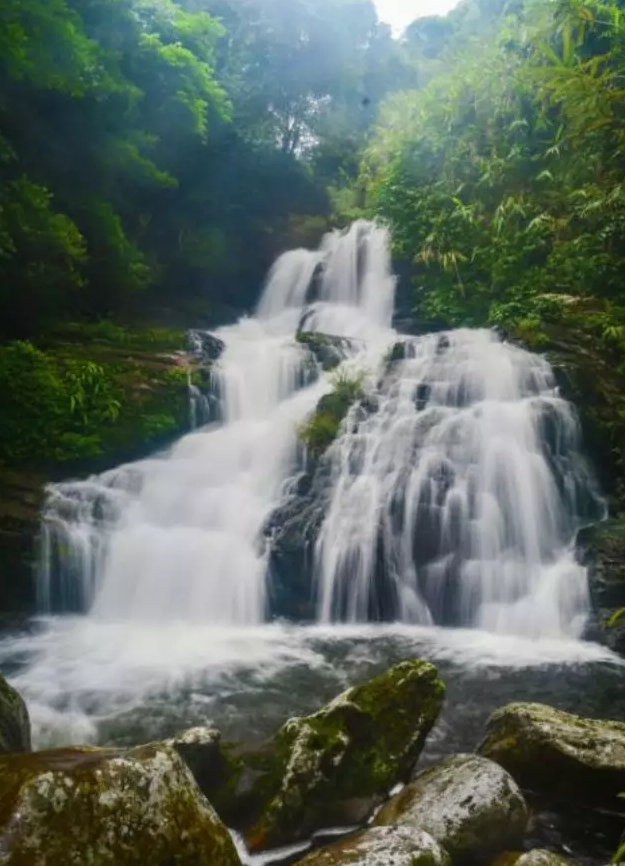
[188,330,226,363]
[479,702,625,809]
[0,674,31,755]
[577,518,625,653]
[0,469,45,622]
[189,660,445,853]
[296,331,355,372]
[376,754,528,864]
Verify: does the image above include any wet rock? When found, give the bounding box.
[165,726,225,796]
[577,518,625,653]
[189,329,225,362]
[0,742,241,865]
[375,754,528,863]
[0,674,31,754]
[479,702,625,807]
[297,826,451,866]
[216,659,445,851]
[491,852,577,866]
[296,331,354,371]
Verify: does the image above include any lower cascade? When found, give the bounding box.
[38,220,604,638]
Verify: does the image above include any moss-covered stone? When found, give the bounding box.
[297,826,451,866]
[0,742,241,865]
[491,851,577,866]
[0,674,30,755]
[375,754,528,864]
[299,373,364,457]
[478,702,625,807]
[201,660,444,852]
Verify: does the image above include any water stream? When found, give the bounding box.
[1,220,623,863]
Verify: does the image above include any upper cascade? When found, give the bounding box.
[38,220,604,638]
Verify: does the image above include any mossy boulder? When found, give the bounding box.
[0,674,30,754]
[375,754,528,864]
[479,702,625,807]
[297,826,451,866]
[491,852,577,866]
[0,742,241,865]
[205,660,445,851]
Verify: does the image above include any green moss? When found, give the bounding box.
[0,326,196,472]
[0,674,30,755]
[478,702,625,806]
[243,659,445,851]
[297,826,451,866]
[0,743,241,865]
[300,371,365,457]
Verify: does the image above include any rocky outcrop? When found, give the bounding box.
[0,674,31,754]
[577,518,625,653]
[0,468,45,620]
[195,660,445,852]
[375,754,528,864]
[297,826,451,866]
[479,702,625,807]
[0,742,241,866]
[296,331,355,372]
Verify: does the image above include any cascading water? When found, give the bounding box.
[314,329,604,637]
[37,219,603,637]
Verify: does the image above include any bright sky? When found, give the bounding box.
[375,0,461,33]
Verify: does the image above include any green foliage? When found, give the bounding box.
[366,0,625,339]
[0,331,191,468]
[299,369,365,457]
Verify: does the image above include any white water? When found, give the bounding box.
[37,220,604,636]
[316,329,604,636]
[38,221,397,624]
[7,219,613,752]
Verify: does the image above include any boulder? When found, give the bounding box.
[297,826,451,866]
[210,659,445,851]
[375,754,528,863]
[0,673,31,754]
[491,852,577,866]
[0,742,241,866]
[479,702,625,807]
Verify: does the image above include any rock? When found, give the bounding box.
[296,331,355,372]
[0,742,241,865]
[165,726,225,795]
[214,659,445,851]
[577,518,625,653]
[375,754,528,863]
[479,702,625,807]
[297,826,451,866]
[491,851,577,866]
[189,329,225,362]
[0,674,31,754]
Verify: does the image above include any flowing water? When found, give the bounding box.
[1,220,624,863]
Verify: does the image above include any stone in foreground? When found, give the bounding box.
[491,851,577,866]
[297,826,451,866]
[479,702,625,806]
[375,753,528,863]
[0,673,30,754]
[239,659,445,851]
[0,742,241,865]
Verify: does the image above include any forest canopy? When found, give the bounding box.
[1,0,625,348]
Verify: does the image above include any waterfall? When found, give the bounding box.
[314,330,604,637]
[37,220,603,637]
